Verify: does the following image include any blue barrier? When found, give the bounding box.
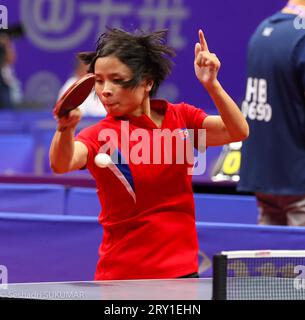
[27,117,100,174]
[0,181,257,223]
[0,111,100,134]
[65,187,101,216]
[0,212,305,283]
[0,135,36,174]
[30,128,58,174]
[0,120,26,134]
[0,212,100,283]
[194,194,258,224]
[29,126,96,174]
[65,188,258,224]
[0,183,66,215]
[0,111,18,121]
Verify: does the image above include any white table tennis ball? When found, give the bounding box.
[94,153,112,168]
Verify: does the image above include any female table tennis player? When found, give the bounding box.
[49,28,249,280]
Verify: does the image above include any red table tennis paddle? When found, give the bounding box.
[53,73,96,118]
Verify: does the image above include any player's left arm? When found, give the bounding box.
[194,29,249,147]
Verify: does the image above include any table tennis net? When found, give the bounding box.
[212,250,305,300]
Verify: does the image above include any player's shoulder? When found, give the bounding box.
[258,12,305,39]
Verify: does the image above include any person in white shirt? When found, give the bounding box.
[57,57,106,117]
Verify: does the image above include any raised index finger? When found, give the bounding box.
[199,29,209,52]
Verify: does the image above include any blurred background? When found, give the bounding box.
[0,0,286,179]
[2,0,286,110]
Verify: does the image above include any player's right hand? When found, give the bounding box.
[55,108,82,132]
[194,29,221,90]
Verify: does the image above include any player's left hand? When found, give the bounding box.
[194,29,221,89]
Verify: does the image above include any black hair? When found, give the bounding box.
[78,28,175,97]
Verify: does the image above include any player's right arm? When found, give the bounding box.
[49,109,88,173]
